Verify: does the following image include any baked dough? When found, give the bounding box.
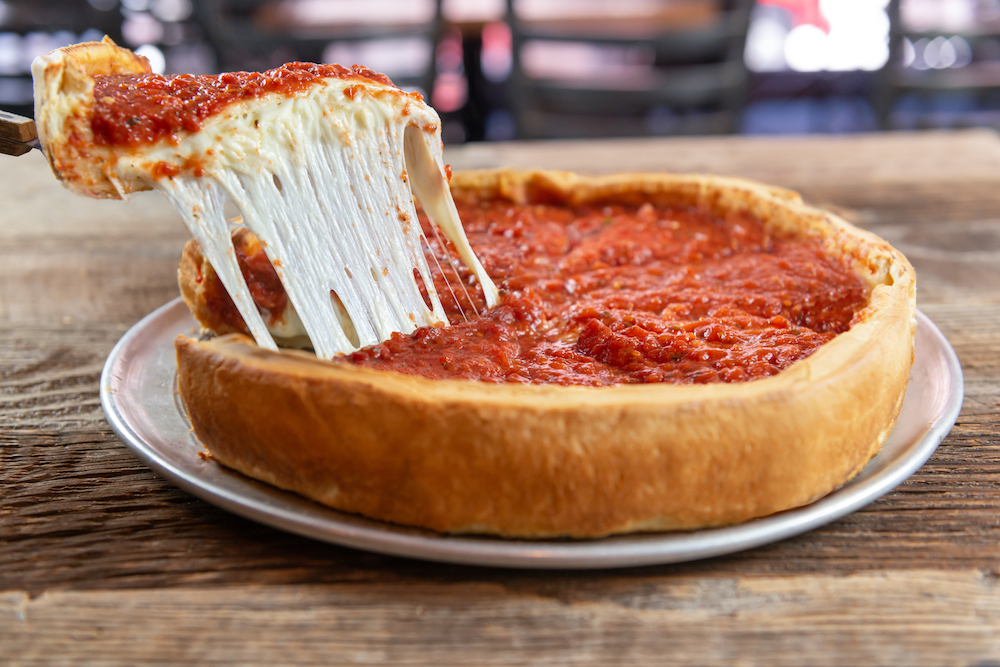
[176,169,916,538]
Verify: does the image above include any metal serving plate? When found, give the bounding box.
[100,300,963,569]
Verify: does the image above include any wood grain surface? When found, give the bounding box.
[2,131,999,665]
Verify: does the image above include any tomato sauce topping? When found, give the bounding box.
[218,200,868,386]
[90,63,398,147]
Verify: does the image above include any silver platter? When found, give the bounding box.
[101,300,963,569]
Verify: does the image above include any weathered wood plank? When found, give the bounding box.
[1,571,998,666]
[0,239,185,326]
[0,325,119,429]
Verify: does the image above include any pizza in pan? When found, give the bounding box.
[32,40,916,538]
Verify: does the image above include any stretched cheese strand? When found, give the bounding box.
[31,41,498,359]
[405,128,499,311]
[154,102,452,358]
[147,88,496,360]
[159,177,280,351]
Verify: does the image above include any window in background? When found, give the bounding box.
[740,0,889,134]
[745,0,890,73]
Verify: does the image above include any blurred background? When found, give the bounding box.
[2,0,1000,142]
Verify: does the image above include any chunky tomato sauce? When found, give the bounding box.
[91,63,400,147]
[208,200,868,386]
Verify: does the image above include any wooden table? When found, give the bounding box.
[2,131,998,665]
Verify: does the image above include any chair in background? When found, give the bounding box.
[504,0,753,139]
[194,0,443,95]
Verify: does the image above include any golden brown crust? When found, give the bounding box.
[31,37,152,199]
[176,170,916,538]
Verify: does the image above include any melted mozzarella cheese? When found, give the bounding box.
[148,82,497,359]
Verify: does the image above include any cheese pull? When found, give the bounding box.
[31,37,498,359]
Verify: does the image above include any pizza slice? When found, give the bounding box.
[32,37,498,359]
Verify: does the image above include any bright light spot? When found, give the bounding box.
[481,21,511,82]
[136,43,166,74]
[820,0,888,25]
[744,14,789,72]
[902,37,916,67]
[165,42,216,74]
[22,32,57,71]
[80,28,105,42]
[784,24,828,72]
[949,35,973,68]
[820,0,890,71]
[122,0,152,11]
[924,36,943,68]
[748,0,890,72]
[432,71,467,112]
[942,0,976,31]
[0,32,19,75]
[934,36,957,68]
[906,34,972,71]
[122,13,164,46]
[442,0,504,23]
[901,0,976,31]
[151,0,192,23]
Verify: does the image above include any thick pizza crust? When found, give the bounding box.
[176,170,916,538]
[32,37,153,199]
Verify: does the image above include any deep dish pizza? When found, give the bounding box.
[177,170,915,537]
[32,41,916,538]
